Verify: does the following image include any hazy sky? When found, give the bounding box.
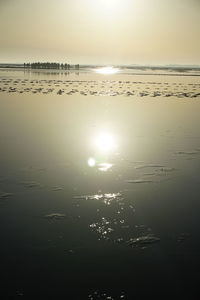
[0,0,199,65]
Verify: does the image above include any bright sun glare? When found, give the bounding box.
[102,0,116,7]
[95,67,119,75]
[88,157,96,167]
[88,131,117,168]
[100,0,124,10]
[95,132,116,152]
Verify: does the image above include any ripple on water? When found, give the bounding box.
[74,192,123,206]
[88,290,126,300]
[44,213,66,221]
[0,192,13,200]
[127,234,160,248]
[177,232,191,243]
[20,181,42,188]
[51,186,64,192]
[89,217,114,240]
[134,164,165,169]
[126,179,153,184]
[175,150,200,155]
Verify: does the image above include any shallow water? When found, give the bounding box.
[0,68,200,298]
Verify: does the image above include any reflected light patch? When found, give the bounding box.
[88,157,96,167]
[95,67,119,75]
[95,133,115,152]
[98,163,113,172]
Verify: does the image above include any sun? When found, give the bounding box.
[88,0,129,23]
[94,0,123,15]
[102,0,116,8]
[101,0,123,12]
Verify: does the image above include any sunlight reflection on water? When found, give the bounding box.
[98,162,113,172]
[87,157,96,167]
[94,132,116,153]
[95,66,119,75]
[87,130,117,171]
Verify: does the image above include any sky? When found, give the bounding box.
[0,0,199,65]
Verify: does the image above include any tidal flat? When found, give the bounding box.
[0,67,200,298]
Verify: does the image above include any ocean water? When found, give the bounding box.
[0,67,200,298]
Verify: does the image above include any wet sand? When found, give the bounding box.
[1,77,200,99]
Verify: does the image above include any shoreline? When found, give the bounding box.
[0,67,200,77]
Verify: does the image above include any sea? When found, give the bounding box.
[0,65,200,298]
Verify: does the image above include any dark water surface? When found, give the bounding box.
[0,68,200,298]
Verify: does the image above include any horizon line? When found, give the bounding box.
[0,62,200,68]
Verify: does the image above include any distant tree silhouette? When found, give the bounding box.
[23,62,79,70]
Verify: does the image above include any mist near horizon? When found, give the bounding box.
[0,0,199,65]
